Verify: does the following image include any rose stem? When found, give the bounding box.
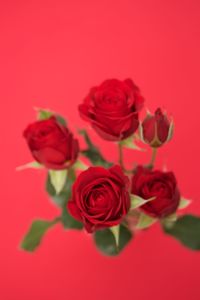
[54,216,62,223]
[118,142,125,170]
[149,147,157,168]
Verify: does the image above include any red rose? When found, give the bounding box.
[79,79,144,141]
[140,108,173,147]
[23,116,79,170]
[131,166,180,218]
[67,165,130,233]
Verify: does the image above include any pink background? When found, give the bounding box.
[1,0,200,299]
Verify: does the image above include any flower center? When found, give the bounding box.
[89,190,108,208]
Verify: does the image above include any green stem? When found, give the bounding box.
[118,142,124,170]
[52,216,62,224]
[149,147,157,168]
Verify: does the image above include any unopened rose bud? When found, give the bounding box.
[140,108,173,148]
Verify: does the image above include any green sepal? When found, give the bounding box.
[73,159,89,171]
[120,135,145,151]
[136,213,157,229]
[49,169,68,195]
[36,107,67,126]
[163,215,200,250]
[139,122,146,144]
[55,115,67,126]
[166,120,174,142]
[61,207,83,230]
[110,225,120,247]
[20,218,59,252]
[94,224,133,256]
[178,197,192,209]
[79,129,112,168]
[16,161,43,171]
[36,108,53,120]
[161,213,177,228]
[46,168,75,207]
[130,194,155,210]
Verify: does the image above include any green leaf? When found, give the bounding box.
[61,207,83,230]
[130,195,155,209]
[79,129,112,168]
[46,169,75,207]
[49,169,68,195]
[21,219,58,252]
[164,214,200,250]
[178,197,192,209]
[110,225,120,247]
[120,135,145,151]
[94,225,133,256]
[136,213,157,229]
[16,161,43,171]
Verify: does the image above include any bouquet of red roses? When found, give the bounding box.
[18,78,200,256]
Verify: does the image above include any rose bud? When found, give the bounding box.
[23,116,79,170]
[140,108,173,147]
[67,165,130,233]
[79,78,144,141]
[131,166,180,218]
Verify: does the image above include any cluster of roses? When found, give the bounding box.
[20,79,200,255]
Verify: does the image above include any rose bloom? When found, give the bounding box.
[131,166,180,218]
[141,108,173,147]
[23,116,79,170]
[67,165,130,233]
[79,78,144,141]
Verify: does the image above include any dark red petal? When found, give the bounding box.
[67,201,82,221]
[142,116,156,144]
